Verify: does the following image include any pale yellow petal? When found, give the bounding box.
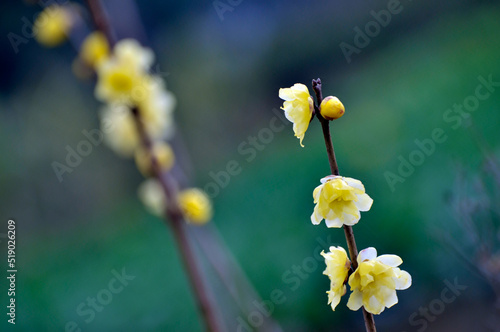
[325,217,343,228]
[358,247,377,264]
[377,255,403,268]
[311,206,322,225]
[347,289,363,311]
[354,193,373,212]
[395,270,412,290]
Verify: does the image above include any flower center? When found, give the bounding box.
[108,70,134,93]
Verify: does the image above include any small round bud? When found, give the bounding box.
[320,96,345,120]
[80,32,110,68]
[135,142,175,177]
[178,188,212,225]
[34,5,73,47]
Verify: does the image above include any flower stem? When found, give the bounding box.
[84,1,223,329]
[85,0,117,46]
[131,107,223,332]
[312,78,377,332]
[362,309,377,332]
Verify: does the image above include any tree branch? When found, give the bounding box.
[312,78,376,332]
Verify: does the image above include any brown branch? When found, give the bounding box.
[312,79,339,176]
[312,78,376,332]
[83,1,223,329]
[362,309,377,332]
[85,0,117,46]
[131,108,224,332]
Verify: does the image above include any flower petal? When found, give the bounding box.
[377,254,403,267]
[290,83,310,95]
[358,247,377,264]
[395,270,412,290]
[384,289,399,308]
[278,88,294,101]
[366,295,386,315]
[342,211,360,226]
[325,217,344,228]
[347,289,363,311]
[343,177,365,192]
[321,175,340,184]
[311,206,322,225]
[354,193,373,212]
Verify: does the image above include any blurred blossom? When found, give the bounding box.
[178,188,212,225]
[34,5,73,47]
[138,179,166,216]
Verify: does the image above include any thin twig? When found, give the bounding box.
[85,0,117,46]
[131,108,224,332]
[84,1,223,329]
[312,78,376,332]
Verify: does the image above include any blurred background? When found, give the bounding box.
[1,0,500,331]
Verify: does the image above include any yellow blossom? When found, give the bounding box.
[80,32,110,68]
[99,90,175,158]
[279,83,314,147]
[34,5,72,47]
[178,188,212,225]
[99,104,139,157]
[135,76,176,140]
[135,142,175,176]
[320,96,345,120]
[321,246,351,311]
[311,175,373,228]
[138,179,165,216]
[112,39,154,70]
[347,247,412,315]
[95,39,154,105]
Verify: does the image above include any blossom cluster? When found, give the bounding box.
[34,5,212,225]
[279,83,411,315]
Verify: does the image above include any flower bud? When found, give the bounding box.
[178,188,212,225]
[320,96,345,120]
[34,5,73,47]
[80,32,110,68]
